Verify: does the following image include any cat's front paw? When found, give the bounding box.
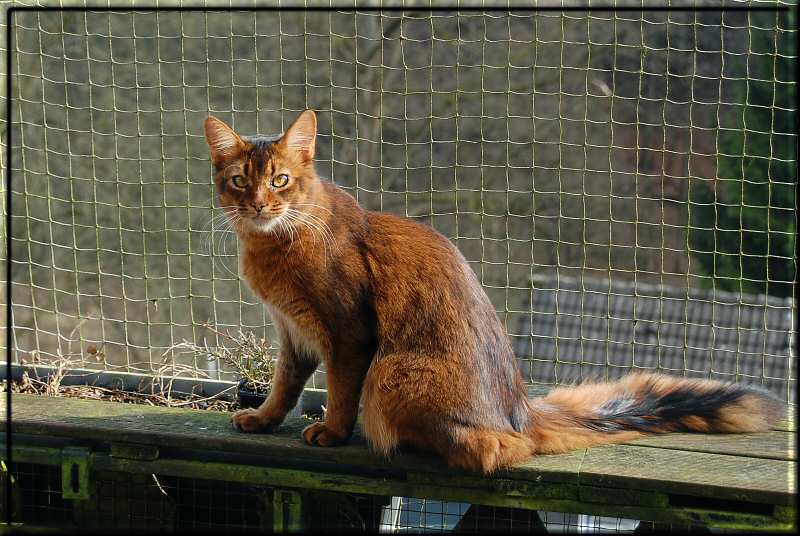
[232,408,281,433]
[302,422,349,447]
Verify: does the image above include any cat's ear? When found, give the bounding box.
[281,110,316,161]
[204,116,244,167]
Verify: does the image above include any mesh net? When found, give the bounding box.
[0,461,718,532]
[2,6,797,401]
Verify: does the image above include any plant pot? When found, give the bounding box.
[236,378,270,408]
[236,378,305,417]
[235,378,304,418]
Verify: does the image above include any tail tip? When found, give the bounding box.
[737,383,787,428]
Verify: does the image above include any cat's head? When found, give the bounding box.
[204,110,319,235]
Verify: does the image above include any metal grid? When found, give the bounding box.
[1,462,72,526]
[2,6,796,400]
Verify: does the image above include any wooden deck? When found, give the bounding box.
[1,392,796,531]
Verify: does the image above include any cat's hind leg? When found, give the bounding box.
[442,426,534,474]
[361,353,534,474]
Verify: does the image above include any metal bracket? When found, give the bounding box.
[61,446,91,501]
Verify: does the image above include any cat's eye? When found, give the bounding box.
[272,174,289,189]
[231,175,247,189]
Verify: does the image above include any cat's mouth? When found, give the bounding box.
[250,210,283,220]
[237,207,285,221]
[242,210,285,233]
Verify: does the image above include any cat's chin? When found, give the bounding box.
[243,215,283,235]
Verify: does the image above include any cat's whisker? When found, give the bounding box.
[284,210,336,259]
[278,215,297,256]
[204,209,242,279]
[284,209,327,239]
[219,216,235,252]
[292,211,337,254]
[217,227,241,279]
[291,202,334,215]
[282,211,326,254]
[286,214,308,255]
[276,204,335,255]
[203,215,224,256]
[205,205,239,226]
[205,214,239,240]
[289,210,333,236]
[285,208,335,241]
[209,212,233,234]
[202,213,233,237]
[212,223,228,266]
[284,214,299,254]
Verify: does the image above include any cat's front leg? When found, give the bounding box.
[232,350,318,433]
[302,355,371,447]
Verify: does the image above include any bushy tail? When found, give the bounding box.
[527,373,785,455]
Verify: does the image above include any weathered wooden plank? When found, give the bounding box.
[3,393,389,470]
[3,393,795,508]
[1,393,580,484]
[626,431,795,461]
[6,443,790,532]
[1,442,580,512]
[579,444,796,506]
[775,405,795,432]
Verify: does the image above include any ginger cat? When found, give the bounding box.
[205,110,784,474]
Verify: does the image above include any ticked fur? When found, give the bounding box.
[206,111,786,474]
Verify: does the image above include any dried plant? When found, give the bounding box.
[12,319,242,411]
[168,323,275,391]
[11,372,237,412]
[19,319,102,396]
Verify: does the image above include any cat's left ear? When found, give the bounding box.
[281,110,316,161]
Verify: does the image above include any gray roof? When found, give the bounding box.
[512,276,795,400]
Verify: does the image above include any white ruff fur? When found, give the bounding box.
[241,213,284,235]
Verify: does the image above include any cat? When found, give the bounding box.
[204,110,785,474]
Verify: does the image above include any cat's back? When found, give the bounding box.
[320,181,467,274]
[364,211,464,265]
[361,209,499,350]
[321,181,497,339]
[332,184,527,425]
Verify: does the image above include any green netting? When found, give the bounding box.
[1,5,796,401]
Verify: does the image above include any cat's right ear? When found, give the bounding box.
[204,116,244,167]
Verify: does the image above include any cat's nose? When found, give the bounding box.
[251,203,266,213]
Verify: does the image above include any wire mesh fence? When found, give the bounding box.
[0,460,714,533]
[2,6,797,401]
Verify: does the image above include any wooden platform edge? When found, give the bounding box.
[2,441,795,533]
[1,392,797,530]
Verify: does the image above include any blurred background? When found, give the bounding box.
[1,6,796,400]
